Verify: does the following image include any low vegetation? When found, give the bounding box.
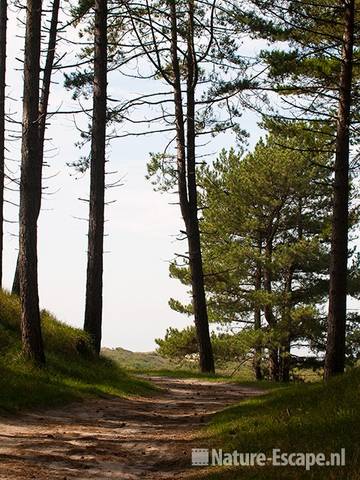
[102,346,174,371]
[0,290,155,412]
[192,368,360,479]
[104,344,255,379]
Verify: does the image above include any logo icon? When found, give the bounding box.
[192,448,209,466]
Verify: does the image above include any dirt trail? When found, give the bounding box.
[0,376,263,479]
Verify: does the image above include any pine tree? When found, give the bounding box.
[12,0,61,296]
[170,129,345,380]
[84,0,108,354]
[0,0,6,288]
[19,0,45,364]
[167,0,215,373]
[233,0,359,378]
[325,0,355,379]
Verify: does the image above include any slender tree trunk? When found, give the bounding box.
[268,347,279,381]
[280,339,291,382]
[280,268,294,382]
[185,0,214,373]
[19,0,45,364]
[169,2,188,223]
[281,200,302,382]
[0,0,6,288]
[38,0,60,157]
[254,304,263,380]
[168,0,214,373]
[187,220,215,372]
[12,0,60,296]
[253,239,263,380]
[263,240,279,381]
[324,0,354,380]
[84,0,107,354]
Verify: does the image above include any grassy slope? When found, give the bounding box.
[0,291,155,413]
[102,347,173,370]
[103,348,255,379]
[192,368,360,480]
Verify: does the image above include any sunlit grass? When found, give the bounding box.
[0,290,155,412]
[190,368,360,479]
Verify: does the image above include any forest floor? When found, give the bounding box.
[0,376,263,479]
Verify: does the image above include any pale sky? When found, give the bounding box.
[1,5,266,351]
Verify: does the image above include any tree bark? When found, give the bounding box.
[12,0,60,296]
[263,240,279,381]
[280,339,291,382]
[38,0,60,159]
[184,0,214,374]
[324,0,354,380]
[280,267,294,382]
[254,302,263,380]
[168,0,214,373]
[83,0,107,354]
[253,239,263,380]
[19,0,45,364]
[268,347,279,381]
[0,0,6,288]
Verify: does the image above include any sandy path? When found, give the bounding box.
[0,376,263,479]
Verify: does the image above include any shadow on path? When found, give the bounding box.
[0,376,263,479]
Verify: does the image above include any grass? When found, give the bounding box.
[2,290,358,479]
[102,346,174,370]
[190,367,360,480]
[102,345,257,380]
[133,368,225,379]
[135,368,286,393]
[0,290,156,413]
[125,362,255,380]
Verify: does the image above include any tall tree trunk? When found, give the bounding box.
[19,0,45,364]
[324,0,354,380]
[169,1,188,224]
[38,0,60,157]
[280,267,294,383]
[263,240,279,381]
[253,238,263,380]
[168,0,214,373]
[280,200,302,382]
[84,0,107,354]
[253,308,263,380]
[185,0,214,373]
[12,0,60,296]
[254,303,263,380]
[0,0,6,288]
